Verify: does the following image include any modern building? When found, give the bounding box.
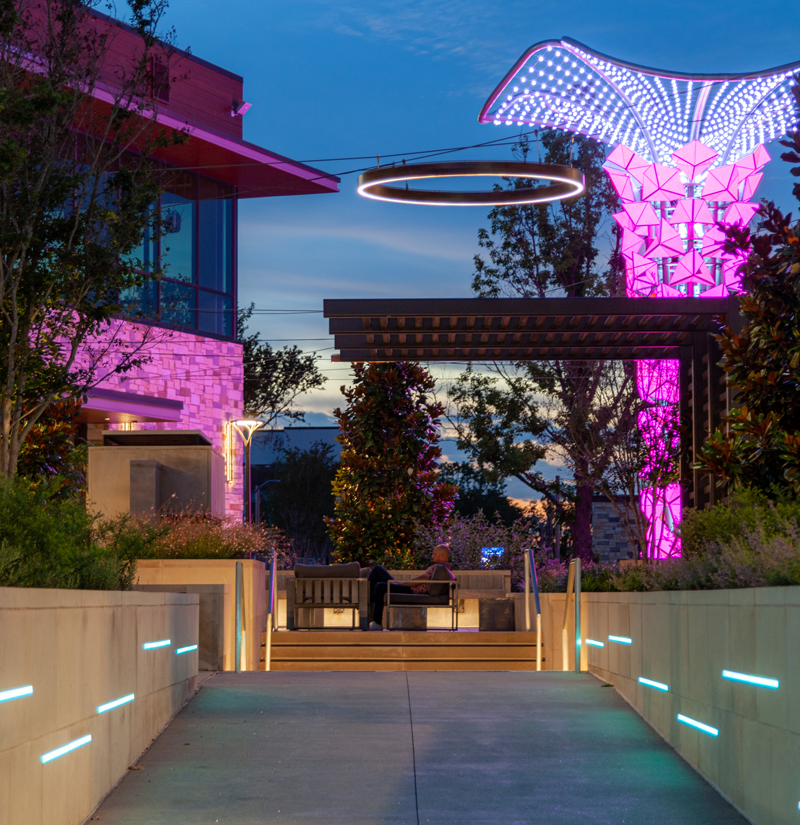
[79,11,338,518]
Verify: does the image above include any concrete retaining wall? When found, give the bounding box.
[545,588,800,825]
[135,559,265,671]
[0,587,200,825]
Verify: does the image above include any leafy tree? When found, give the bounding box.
[697,87,800,494]
[237,304,326,425]
[259,441,339,560]
[0,0,185,478]
[437,460,524,526]
[326,362,456,567]
[448,132,634,560]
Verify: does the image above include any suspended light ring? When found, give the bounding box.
[357,161,584,206]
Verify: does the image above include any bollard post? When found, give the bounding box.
[574,557,582,673]
[524,550,531,632]
[528,548,542,671]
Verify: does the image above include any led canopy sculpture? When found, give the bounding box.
[357,161,584,206]
[480,40,800,558]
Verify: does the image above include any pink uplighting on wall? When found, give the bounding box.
[604,138,768,557]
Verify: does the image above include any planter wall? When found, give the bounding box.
[546,588,800,825]
[135,559,265,670]
[0,587,200,825]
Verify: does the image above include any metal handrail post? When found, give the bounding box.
[265,551,276,671]
[235,560,243,672]
[562,560,575,671]
[574,557,582,674]
[527,548,542,671]
[524,550,531,631]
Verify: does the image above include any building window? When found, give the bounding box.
[123,171,237,340]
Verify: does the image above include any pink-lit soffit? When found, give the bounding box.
[479,39,800,168]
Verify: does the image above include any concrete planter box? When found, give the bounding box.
[0,587,200,825]
[135,559,265,671]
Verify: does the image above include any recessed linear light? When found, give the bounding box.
[585,639,604,648]
[176,645,198,655]
[142,639,171,650]
[0,685,33,703]
[608,635,633,645]
[41,734,92,763]
[677,714,719,737]
[721,670,779,689]
[639,677,669,692]
[97,694,135,714]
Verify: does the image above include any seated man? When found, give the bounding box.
[367,544,456,631]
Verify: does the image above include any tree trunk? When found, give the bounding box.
[572,484,593,561]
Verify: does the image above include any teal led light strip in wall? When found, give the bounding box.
[41,734,92,764]
[97,694,135,714]
[585,639,604,648]
[608,635,633,645]
[638,677,669,692]
[142,639,171,650]
[176,645,198,655]
[677,714,718,737]
[722,670,779,689]
[0,685,33,703]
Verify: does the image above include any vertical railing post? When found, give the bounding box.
[527,548,542,671]
[235,560,243,673]
[574,557,581,674]
[561,561,575,671]
[524,550,531,631]
[265,551,276,671]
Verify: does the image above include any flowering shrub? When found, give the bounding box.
[98,511,295,564]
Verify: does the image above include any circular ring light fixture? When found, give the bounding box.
[357,161,584,206]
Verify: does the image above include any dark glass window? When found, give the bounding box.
[122,170,236,340]
[198,291,233,337]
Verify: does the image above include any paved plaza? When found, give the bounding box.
[91,671,748,825]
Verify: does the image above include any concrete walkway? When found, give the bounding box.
[91,672,748,825]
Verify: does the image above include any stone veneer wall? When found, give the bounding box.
[591,497,637,562]
[85,321,244,518]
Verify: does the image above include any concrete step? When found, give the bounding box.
[260,630,545,671]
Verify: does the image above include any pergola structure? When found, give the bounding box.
[324,296,741,513]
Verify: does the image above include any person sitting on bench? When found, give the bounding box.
[368,544,456,630]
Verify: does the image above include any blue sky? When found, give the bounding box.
[158,0,798,496]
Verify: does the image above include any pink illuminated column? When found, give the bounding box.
[604,140,768,557]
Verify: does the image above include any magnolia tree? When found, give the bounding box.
[326,362,456,568]
[0,0,186,477]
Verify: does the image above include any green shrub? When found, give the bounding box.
[0,477,135,590]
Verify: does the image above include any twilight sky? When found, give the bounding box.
[157,0,798,496]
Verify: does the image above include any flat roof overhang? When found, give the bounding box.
[86,90,340,199]
[78,387,183,424]
[324,297,739,362]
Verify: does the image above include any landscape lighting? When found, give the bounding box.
[639,677,669,692]
[677,714,718,737]
[97,694,135,714]
[142,639,171,650]
[722,670,779,689]
[0,685,33,703]
[41,734,92,763]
